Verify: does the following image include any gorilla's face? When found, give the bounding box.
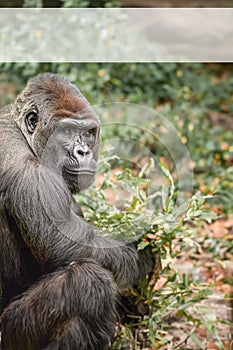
[28,114,100,194]
[54,117,99,193]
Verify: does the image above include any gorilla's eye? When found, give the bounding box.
[60,128,74,140]
[83,129,95,138]
[25,112,38,134]
[63,129,72,136]
[84,130,91,137]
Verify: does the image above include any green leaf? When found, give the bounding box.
[137,241,149,251]
[190,333,203,348]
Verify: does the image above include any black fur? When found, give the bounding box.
[0,74,153,350]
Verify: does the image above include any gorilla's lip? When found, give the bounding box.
[64,167,96,175]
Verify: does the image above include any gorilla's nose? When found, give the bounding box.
[73,144,90,159]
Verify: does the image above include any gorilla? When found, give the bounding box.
[0,73,153,350]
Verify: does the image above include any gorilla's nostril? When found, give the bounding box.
[77,149,85,156]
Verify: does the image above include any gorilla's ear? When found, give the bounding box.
[25,111,38,133]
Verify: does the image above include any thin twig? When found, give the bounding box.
[173,325,197,349]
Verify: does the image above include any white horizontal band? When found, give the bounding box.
[0,8,232,62]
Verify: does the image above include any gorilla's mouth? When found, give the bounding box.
[64,167,96,175]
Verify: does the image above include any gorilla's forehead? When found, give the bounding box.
[52,92,90,113]
[51,107,100,126]
[47,91,99,123]
[58,118,99,129]
[41,91,100,125]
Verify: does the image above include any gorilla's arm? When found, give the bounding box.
[3,153,152,290]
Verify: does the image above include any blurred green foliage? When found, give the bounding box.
[23,0,121,7]
[23,0,43,7]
